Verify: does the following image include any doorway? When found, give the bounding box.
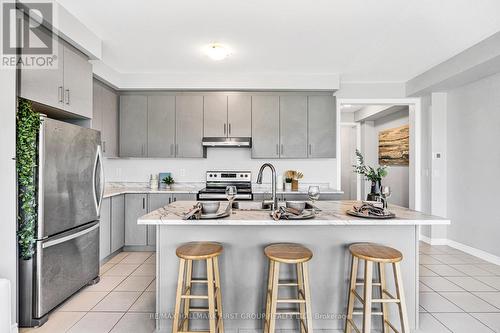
[340,123,360,200]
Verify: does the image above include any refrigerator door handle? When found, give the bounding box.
[42,223,99,249]
[93,145,105,215]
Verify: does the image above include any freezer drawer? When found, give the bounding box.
[34,221,99,318]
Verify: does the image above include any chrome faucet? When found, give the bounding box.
[256,163,278,211]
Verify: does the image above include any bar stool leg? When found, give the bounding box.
[296,263,306,333]
[213,257,224,333]
[268,261,280,333]
[207,258,217,333]
[301,262,314,333]
[363,261,373,333]
[264,260,275,333]
[393,262,409,333]
[173,259,186,333]
[378,263,389,333]
[345,256,358,333]
[182,260,193,331]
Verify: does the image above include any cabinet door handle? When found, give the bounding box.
[58,86,63,103]
[173,197,177,202]
[142,197,146,210]
[276,144,279,156]
[102,141,106,153]
[141,144,144,156]
[308,144,312,156]
[175,144,179,156]
[65,89,70,105]
[228,123,231,135]
[224,123,227,135]
[170,144,174,156]
[280,144,284,155]
[168,197,171,204]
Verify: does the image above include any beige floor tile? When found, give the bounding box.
[420,276,464,292]
[129,292,156,312]
[146,279,156,292]
[476,264,500,275]
[103,263,140,276]
[418,313,451,333]
[433,313,494,333]
[451,265,495,277]
[420,281,434,292]
[472,313,500,332]
[99,262,116,275]
[58,291,108,312]
[474,292,500,309]
[120,252,153,264]
[420,266,439,277]
[419,292,463,313]
[115,276,155,292]
[145,253,156,264]
[446,276,497,292]
[440,292,499,312]
[67,312,124,333]
[110,313,156,333]
[424,264,467,277]
[420,254,444,265]
[85,276,126,292]
[106,252,130,264]
[430,255,469,265]
[130,264,155,276]
[91,291,141,312]
[19,311,86,333]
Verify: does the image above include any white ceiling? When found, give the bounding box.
[57,0,500,82]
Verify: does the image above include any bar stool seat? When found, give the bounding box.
[264,243,314,333]
[176,241,223,260]
[349,243,403,263]
[264,243,313,263]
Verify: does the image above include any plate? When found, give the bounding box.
[346,209,396,219]
[199,208,231,219]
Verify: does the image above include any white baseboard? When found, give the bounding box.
[419,234,500,265]
[11,323,18,333]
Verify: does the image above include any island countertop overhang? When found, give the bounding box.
[138,200,450,226]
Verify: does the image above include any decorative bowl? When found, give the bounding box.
[286,201,306,213]
[201,201,220,214]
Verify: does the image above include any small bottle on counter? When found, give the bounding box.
[150,174,159,190]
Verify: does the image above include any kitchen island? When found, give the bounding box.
[138,200,450,333]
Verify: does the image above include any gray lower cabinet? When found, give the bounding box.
[147,194,173,246]
[172,193,197,202]
[279,96,308,158]
[125,194,148,246]
[148,96,176,157]
[176,96,204,157]
[99,198,111,260]
[308,96,336,158]
[111,195,125,252]
[120,95,148,157]
[204,95,228,137]
[228,95,251,137]
[251,96,280,158]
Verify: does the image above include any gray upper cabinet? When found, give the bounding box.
[148,95,176,157]
[251,96,280,158]
[99,198,111,260]
[120,95,148,157]
[19,26,64,110]
[93,80,118,157]
[19,26,92,119]
[204,95,228,137]
[111,194,125,253]
[124,194,148,246]
[279,96,308,158]
[228,95,251,137]
[308,96,336,158]
[176,95,204,158]
[62,42,92,118]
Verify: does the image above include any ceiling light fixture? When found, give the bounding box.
[205,43,231,61]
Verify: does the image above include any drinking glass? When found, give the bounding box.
[308,186,320,214]
[381,186,392,210]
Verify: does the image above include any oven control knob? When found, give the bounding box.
[209,174,212,177]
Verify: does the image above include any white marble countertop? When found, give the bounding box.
[104,182,342,198]
[138,200,450,226]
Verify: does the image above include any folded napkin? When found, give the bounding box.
[271,206,303,221]
[183,203,202,220]
[353,203,387,217]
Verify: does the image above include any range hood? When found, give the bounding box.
[202,137,252,148]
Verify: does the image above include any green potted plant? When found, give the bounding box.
[352,149,388,201]
[162,175,175,190]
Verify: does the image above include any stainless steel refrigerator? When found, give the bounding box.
[20,117,104,327]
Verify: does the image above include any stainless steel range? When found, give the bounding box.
[198,171,253,200]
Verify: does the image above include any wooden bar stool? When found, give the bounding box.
[173,242,224,333]
[345,243,409,333]
[264,243,314,333]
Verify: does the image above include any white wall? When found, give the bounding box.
[446,72,500,257]
[0,66,18,328]
[104,148,338,187]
